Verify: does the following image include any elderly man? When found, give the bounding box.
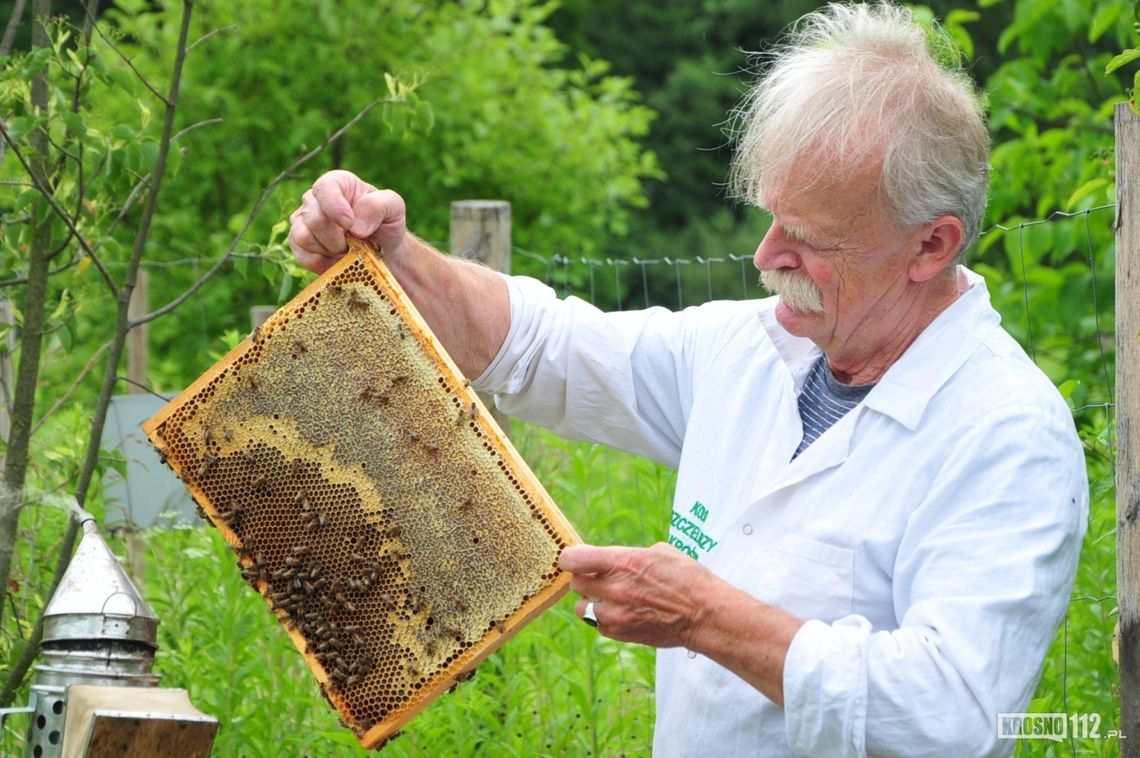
[289,3,1087,755]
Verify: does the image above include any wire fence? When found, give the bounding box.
[111,202,1121,753]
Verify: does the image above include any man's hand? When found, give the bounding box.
[288,170,408,274]
[559,542,803,708]
[559,543,714,649]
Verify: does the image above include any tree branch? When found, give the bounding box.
[0,121,118,295]
[171,117,222,144]
[133,96,396,328]
[185,23,235,54]
[83,3,170,106]
[29,340,111,437]
[0,256,82,289]
[0,0,28,57]
[116,375,170,402]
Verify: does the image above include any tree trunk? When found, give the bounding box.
[0,0,54,635]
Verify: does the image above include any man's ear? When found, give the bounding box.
[909,215,964,283]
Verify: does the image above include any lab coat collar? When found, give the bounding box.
[757,266,1002,432]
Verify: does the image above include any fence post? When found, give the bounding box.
[450,200,512,435]
[250,305,276,330]
[126,270,148,394]
[1116,101,1140,752]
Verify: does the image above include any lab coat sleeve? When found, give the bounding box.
[473,274,744,468]
[782,399,1088,757]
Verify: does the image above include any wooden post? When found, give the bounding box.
[126,270,148,394]
[250,306,276,330]
[1117,101,1140,752]
[450,200,512,275]
[450,200,512,435]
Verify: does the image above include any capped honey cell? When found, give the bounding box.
[143,237,581,749]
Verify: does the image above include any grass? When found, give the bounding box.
[0,415,1120,756]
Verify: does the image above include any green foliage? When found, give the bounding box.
[1102,0,1140,111]
[58,0,658,389]
[981,0,1131,222]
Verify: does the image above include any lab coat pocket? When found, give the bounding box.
[767,536,854,623]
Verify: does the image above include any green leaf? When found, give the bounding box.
[269,219,289,245]
[111,123,135,142]
[276,269,293,303]
[13,189,40,213]
[946,9,981,24]
[1057,379,1080,399]
[5,115,37,142]
[1106,48,1140,75]
[20,48,52,81]
[61,111,87,139]
[1065,178,1110,210]
[1088,3,1122,43]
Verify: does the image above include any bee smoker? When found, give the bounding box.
[0,516,217,757]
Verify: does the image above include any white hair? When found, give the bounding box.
[728,2,990,257]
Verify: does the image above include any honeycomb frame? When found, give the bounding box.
[143,238,581,749]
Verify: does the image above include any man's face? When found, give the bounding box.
[753,170,926,357]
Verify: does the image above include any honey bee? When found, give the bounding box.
[196,452,218,479]
[347,290,369,311]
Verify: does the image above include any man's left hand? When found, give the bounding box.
[558,543,714,649]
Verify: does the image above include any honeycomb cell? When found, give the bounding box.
[143,238,581,749]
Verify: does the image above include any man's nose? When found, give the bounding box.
[753,225,800,272]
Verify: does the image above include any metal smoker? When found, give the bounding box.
[1,515,217,757]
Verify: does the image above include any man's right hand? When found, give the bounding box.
[288,170,409,274]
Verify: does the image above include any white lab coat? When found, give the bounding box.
[474,267,1088,757]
